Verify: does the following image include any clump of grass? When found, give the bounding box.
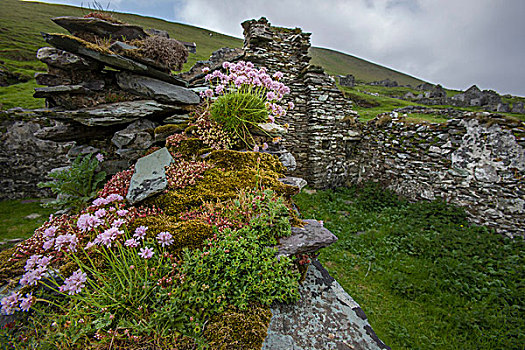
[295,183,525,350]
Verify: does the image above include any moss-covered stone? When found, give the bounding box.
[205,149,285,174]
[168,137,206,158]
[204,304,272,350]
[0,247,25,285]
[154,123,187,140]
[130,217,214,253]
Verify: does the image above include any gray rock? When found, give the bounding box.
[54,100,180,126]
[254,122,287,136]
[112,119,157,150]
[116,72,200,105]
[339,74,355,87]
[162,114,191,124]
[52,16,149,42]
[36,47,102,71]
[496,103,510,113]
[109,41,139,52]
[34,72,70,86]
[33,85,90,98]
[279,151,297,172]
[511,102,524,114]
[278,176,307,191]
[263,260,390,350]
[145,28,170,38]
[276,219,337,257]
[126,147,174,204]
[67,145,99,159]
[34,120,112,142]
[42,33,187,87]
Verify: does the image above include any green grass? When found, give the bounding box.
[294,184,524,350]
[0,79,45,110]
[1,171,522,349]
[0,199,54,248]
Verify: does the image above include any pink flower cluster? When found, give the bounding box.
[59,269,88,295]
[20,254,51,286]
[201,61,294,122]
[1,292,34,315]
[165,159,213,190]
[97,168,134,199]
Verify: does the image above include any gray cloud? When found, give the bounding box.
[27,0,525,95]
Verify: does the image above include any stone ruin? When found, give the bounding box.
[339,74,355,87]
[1,15,524,238]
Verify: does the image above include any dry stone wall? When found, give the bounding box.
[346,112,525,237]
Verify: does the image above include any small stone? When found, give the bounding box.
[278,177,307,191]
[126,147,174,204]
[276,219,338,257]
[24,213,41,220]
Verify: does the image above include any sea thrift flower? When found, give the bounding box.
[273,71,284,80]
[117,209,128,217]
[19,294,34,312]
[124,238,140,248]
[139,247,154,259]
[156,232,174,247]
[60,269,87,295]
[37,256,52,269]
[106,194,124,203]
[43,239,54,251]
[24,254,42,271]
[204,89,214,98]
[20,266,48,286]
[134,226,148,240]
[262,142,269,150]
[253,145,260,152]
[202,67,210,73]
[96,153,104,162]
[112,219,126,228]
[77,214,102,232]
[94,208,107,218]
[94,227,122,247]
[54,234,78,252]
[92,197,109,207]
[43,226,57,239]
[1,292,21,315]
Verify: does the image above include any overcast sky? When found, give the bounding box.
[29,0,525,96]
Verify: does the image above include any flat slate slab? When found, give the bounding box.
[126,147,173,204]
[276,219,337,257]
[263,260,391,350]
[52,16,148,42]
[42,33,187,87]
[116,72,200,105]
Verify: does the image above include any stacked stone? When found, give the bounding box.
[345,112,525,238]
[241,18,359,187]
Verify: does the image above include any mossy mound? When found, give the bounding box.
[205,149,285,173]
[204,304,273,350]
[130,217,213,253]
[0,247,25,285]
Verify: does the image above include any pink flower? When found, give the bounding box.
[268,115,275,123]
[134,226,148,240]
[77,214,102,232]
[95,153,104,162]
[94,227,122,247]
[43,226,57,239]
[60,269,87,295]
[106,194,124,203]
[112,218,125,228]
[54,234,78,252]
[37,256,52,269]
[202,67,210,73]
[24,254,42,272]
[156,232,174,247]
[204,89,214,98]
[288,101,295,110]
[124,238,140,248]
[19,294,34,312]
[1,292,20,315]
[215,85,225,94]
[266,91,277,101]
[43,239,54,251]
[262,142,269,150]
[20,266,48,286]
[273,71,283,80]
[253,145,260,152]
[94,208,106,218]
[117,209,128,217]
[222,62,230,69]
[92,197,108,207]
[139,247,154,259]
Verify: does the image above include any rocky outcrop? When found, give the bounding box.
[263,260,390,350]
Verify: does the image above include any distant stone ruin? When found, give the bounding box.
[339,74,355,87]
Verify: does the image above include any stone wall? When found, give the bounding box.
[242,18,359,188]
[346,112,525,237]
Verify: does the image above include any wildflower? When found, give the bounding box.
[19,294,34,312]
[20,266,46,286]
[94,208,106,218]
[43,226,57,239]
[92,197,109,207]
[43,239,54,251]
[253,145,260,152]
[59,269,87,296]
[273,71,284,80]
[262,142,269,150]
[134,226,148,240]
[54,234,78,252]
[124,238,140,248]
[117,209,128,217]
[156,232,174,247]
[215,84,224,94]
[85,241,95,249]
[106,194,124,203]
[139,247,154,259]
[112,218,126,228]
[204,89,214,98]
[202,67,210,73]
[222,61,230,69]
[95,153,104,162]
[267,91,277,101]
[288,101,295,110]
[94,227,122,247]
[1,292,20,315]
[37,256,52,269]
[77,214,102,232]
[24,254,42,271]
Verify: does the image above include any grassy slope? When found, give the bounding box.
[310,47,425,86]
[0,0,425,110]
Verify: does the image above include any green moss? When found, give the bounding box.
[169,137,206,158]
[51,33,113,54]
[130,217,213,253]
[0,247,24,284]
[154,123,187,137]
[204,304,272,350]
[205,149,285,173]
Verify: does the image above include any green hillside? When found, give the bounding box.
[0,0,426,110]
[310,47,425,86]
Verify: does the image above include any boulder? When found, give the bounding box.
[126,147,174,204]
[37,47,102,71]
[33,84,90,98]
[512,102,524,114]
[52,16,148,42]
[339,74,355,87]
[276,219,337,257]
[497,103,510,113]
[263,260,390,350]
[34,120,117,142]
[111,119,157,150]
[278,176,307,191]
[116,72,200,105]
[41,33,188,87]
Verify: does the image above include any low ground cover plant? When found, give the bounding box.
[295,184,524,350]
